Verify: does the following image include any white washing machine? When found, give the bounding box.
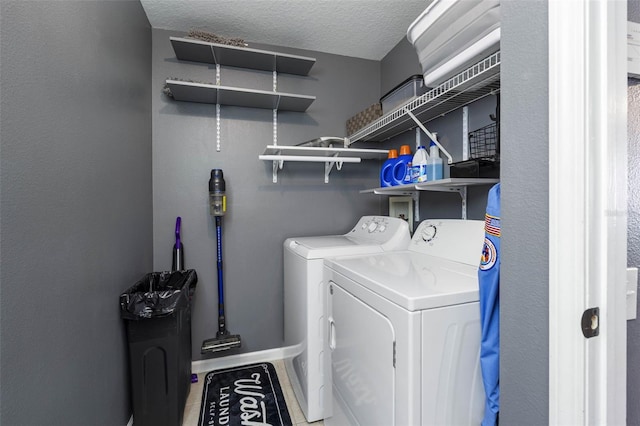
[283,216,411,422]
[323,219,486,426]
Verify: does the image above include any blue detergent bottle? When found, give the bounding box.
[380,149,398,187]
[392,145,413,186]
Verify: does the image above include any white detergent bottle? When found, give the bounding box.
[411,146,428,182]
[427,141,443,181]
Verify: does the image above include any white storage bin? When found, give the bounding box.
[407,0,500,87]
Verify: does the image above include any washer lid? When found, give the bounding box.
[285,236,386,259]
[325,251,480,311]
[284,216,411,259]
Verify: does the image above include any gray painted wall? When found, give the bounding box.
[629,3,640,425]
[152,29,384,358]
[0,1,152,425]
[501,0,549,423]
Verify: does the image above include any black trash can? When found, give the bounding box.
[120,270,197,426]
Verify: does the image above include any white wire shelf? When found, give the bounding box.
[259,145,389,183]
[360,178,499,195]
[261,145,388,159]
[348,51,501,144]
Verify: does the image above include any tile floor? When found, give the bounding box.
[182,359,324,426]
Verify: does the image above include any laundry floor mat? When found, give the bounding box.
[198,362,293,426]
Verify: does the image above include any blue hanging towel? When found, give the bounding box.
[479,183,500,426]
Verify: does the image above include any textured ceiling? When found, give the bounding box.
[140,0,431,60]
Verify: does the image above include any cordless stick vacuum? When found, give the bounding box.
[201,169,242,354]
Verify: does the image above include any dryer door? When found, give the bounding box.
[328,281,396,426]
[421,302,485,425]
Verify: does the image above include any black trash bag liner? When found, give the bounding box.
[120,269,197,320]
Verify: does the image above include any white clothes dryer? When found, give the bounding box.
[323,219,486,426]
[283,216,411,422]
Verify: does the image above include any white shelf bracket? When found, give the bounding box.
[324,154,342,183]
[270,148,283,183]
[405,108,454,164]
[271,158,284,183]
[272,160,278,183]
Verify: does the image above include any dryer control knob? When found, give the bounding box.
[378,224,386,233]
[367,222,378,233]
[421,224,437,242]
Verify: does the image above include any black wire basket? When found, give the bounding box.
[468,122,499,161]
[449,121,500,178]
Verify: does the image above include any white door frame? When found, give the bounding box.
[548,0,627,424]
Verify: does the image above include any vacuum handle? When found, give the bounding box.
[216,216,224,309]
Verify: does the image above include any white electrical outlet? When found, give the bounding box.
[627,267,638,321]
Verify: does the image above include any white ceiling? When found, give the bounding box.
[140,0,431,60]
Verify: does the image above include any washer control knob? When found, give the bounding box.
[378,224,386,233]
[421,224,437,242]
[367,222,378,233]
